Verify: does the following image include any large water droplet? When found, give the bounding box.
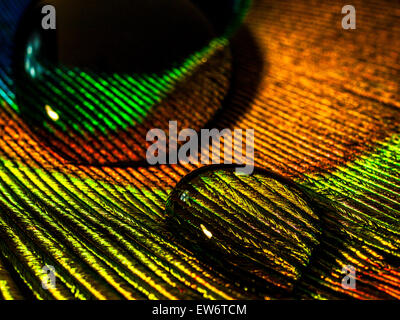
[165,165,321,298]
[12,0,248,165]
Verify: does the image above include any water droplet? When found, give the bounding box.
[11,0,248,165]
[165,165,321,298]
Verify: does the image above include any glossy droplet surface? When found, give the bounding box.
[12,0,249,165]
[165,166,321,298]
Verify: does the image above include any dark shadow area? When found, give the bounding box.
[205,25,267,130]
[14,0,216,74]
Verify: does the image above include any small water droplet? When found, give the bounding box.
[165,165,321,298]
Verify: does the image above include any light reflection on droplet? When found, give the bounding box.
[180,191,190,202]
[45,105,59,121]
[200,224,213,239]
